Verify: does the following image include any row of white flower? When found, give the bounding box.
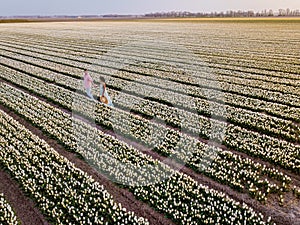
[109,88,300,145]
[8,21,300,64]
[182,33,298,59]
[1,63,298,176]
[2,39,300,123]
[0,193,19,225]
[0,46,81,77]
[1,38,299,110]
[0,110,149,225]
[0,55,80,90]
[104,38,299,78]
[0,87,273,224]
[121,57,298,88]
[1,62,300,174]
[104,34,299,70]
[83,57,300,118]
[3,33,298,84]
[92,48,299,96]
[1,22,297,96]
[2,35,297,111]
[96,51,300,107]
[123,46,299,74]
[0,77,295,204]
[2,47,299,129]
[197,49,299,75]
[293,186,300,198]
[0,49,299,145]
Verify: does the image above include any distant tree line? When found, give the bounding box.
[144,9,300,18]
[1,8,299,20]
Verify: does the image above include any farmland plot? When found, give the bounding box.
[0,19,299,224]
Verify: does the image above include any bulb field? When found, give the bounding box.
[0,19,299,225]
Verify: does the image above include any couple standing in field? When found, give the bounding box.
[83,69,114,107]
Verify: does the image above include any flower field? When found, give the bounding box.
[0,193,18,225]
[0,19,299,224]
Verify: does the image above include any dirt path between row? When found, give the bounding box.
[0,169,51,225]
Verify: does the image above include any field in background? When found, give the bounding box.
[0,19,299,224]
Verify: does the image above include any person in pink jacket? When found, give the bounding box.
[83,69,95,100]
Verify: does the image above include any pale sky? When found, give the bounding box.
[0,0,299,16]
